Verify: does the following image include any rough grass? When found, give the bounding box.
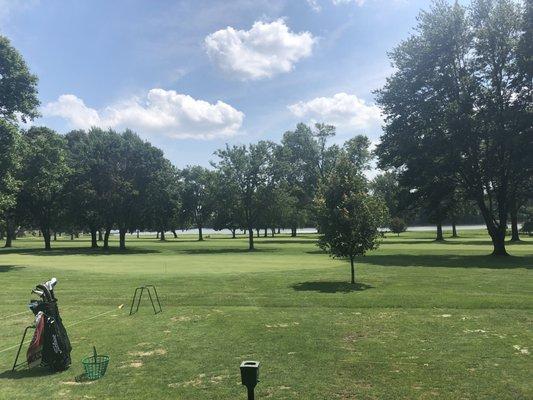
[0,230,531,399]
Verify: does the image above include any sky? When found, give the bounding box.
[1,0,432,170]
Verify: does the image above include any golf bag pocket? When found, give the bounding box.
[27,312,45,368]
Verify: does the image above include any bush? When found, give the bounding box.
[389,217,407,236]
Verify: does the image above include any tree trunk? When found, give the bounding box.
[510,205,520,242]
[263,228,267,237]
[156,231,159,239]
[90,228,98,248]
[231,228,236,239]
[119,228,127,250]
[452,221,458,238]
[291,227,297,237]
[435,222,444,241]
[248,227,254,250]
[172,229,178,238]
[98,229,103,241]
[277,227,281,234]
[70,233,74,240]
[42,227,52,250]
[75,232,79,238]
[4,217,14,248]
[53,231,57,241]
[350,256,355,284]
[256,228,260,238]
[271,228,275,237]
[103,227,111,249]
[476,199,509,256]
[160,230,166,241]
[198,226,203,241]
[136,230,140,238]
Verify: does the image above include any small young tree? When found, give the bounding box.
[316,157,387,284]
[389,217,407,237]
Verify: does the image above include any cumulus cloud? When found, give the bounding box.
[205,19,316,80]
[43,89,244,140]
[288,92,382,130]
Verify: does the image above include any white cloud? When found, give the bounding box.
[205,19,316,80]
[43,89,244,140]
[306,0,322,12]
[0,0,40,31]
[288,92,382,130]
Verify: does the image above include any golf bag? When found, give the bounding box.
[27,278,72,371]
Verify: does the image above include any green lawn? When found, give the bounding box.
[0,230,531,399]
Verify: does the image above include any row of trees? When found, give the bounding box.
[0,119,379,251]
[375,0,532,255]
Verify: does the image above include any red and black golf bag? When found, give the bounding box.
[27,278,72,371]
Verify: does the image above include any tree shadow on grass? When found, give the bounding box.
[362,254,533,270]
[291,281,373,293]
[0,265,23,273]
[0,367,54,380]
[180,248,277,255]
[255,239,317,245]
[0,247,160,256]
[382,239,532,246]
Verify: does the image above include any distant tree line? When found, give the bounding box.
[1,0,531,257]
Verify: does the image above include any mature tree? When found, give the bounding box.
[0,120,23,247]
[376,0,531,255]
[64,130,102,248]
[315,157,387,284]
[145,160,180,241]
[214,142,273,250]
[180,166,215,241]
[18,127,70,250]
[0,36,39,122]
[279,123,320,236]
[211,171,243,238]
[389,217,407,237]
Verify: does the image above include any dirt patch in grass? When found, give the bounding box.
[265,322,300,328]
[128,348,167,357]
[130,361,143,368]
[343,332,367,343]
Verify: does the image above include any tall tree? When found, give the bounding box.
[0,120,23,248]
[64,130,102,248]
[376,0,531,255]
[180,166,215,241]
[315,156,387,284]
[18,127,70,250]
[213,142,273,250]
[145,160,180,241]
[212,171,243,238]
[279,123,320,236]
[0,36,39,122]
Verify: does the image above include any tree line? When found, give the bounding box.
[0,118,380,251]
[1,0,531,258]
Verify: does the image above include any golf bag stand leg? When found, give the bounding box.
[12,325,34,371]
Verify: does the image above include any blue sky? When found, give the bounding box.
[2,0,431,169]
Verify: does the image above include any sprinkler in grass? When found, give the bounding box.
[240,361,260,400]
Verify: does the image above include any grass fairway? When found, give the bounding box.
[0,230,531,399]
